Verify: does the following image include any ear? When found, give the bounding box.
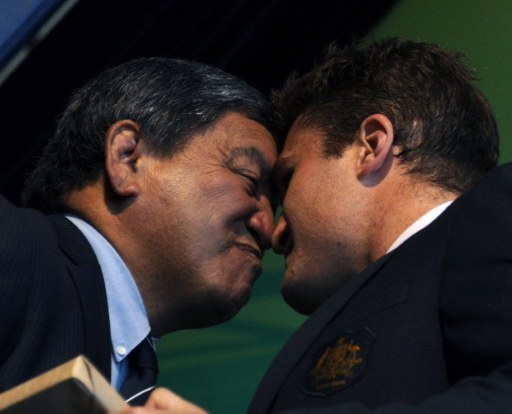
[355,114,394,185]
[104,119,143,197]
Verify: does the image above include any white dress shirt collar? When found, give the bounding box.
[387,200,453,253]
[65,215,151,388]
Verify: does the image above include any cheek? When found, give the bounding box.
[199,248,261,303]
[286,186,345,250]
[286,176,328,222]
[198,175,256,214]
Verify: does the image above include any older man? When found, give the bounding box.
[0,56,277,408]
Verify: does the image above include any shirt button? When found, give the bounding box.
[116,345,127,356]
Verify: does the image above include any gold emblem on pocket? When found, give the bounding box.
[302,328,375,396]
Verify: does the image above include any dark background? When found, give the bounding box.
[0,0,398,205]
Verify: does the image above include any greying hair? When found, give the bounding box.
[22,57,276,212]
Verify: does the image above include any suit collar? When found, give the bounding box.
[48,214,112,380]
[248,251,395,414]
[48,214,99,265]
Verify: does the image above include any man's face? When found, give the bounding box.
[272,123,371,315]
[138,113,277,329]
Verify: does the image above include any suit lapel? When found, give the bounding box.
[248,252,395,414]
[48,215,112,380]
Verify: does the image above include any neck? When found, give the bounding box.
[65,182,182,336]
[368,174,458,262]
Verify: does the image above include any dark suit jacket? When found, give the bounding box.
[0,195,111,392]
[248,163,512,413]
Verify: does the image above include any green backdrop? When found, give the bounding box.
[156,1,512,412]
[369,0,512,163]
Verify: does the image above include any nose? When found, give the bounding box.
[246,197,275,250]
[271,214,290,255]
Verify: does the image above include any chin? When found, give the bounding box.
[209,287,253,325]
[281,280,321,316]
[189,305,240,329]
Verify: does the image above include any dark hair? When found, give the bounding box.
[271,37,499,193]
[22,57,276,212]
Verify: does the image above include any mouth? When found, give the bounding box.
[235,242,263,259]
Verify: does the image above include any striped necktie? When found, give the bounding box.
[119,337,159,405]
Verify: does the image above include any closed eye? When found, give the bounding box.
[236,169,259,196]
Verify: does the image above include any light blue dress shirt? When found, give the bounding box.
[65,215,152,390]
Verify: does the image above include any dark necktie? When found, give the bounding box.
[119,337,159,406]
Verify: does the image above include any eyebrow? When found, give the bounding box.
[226,147,272,175]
